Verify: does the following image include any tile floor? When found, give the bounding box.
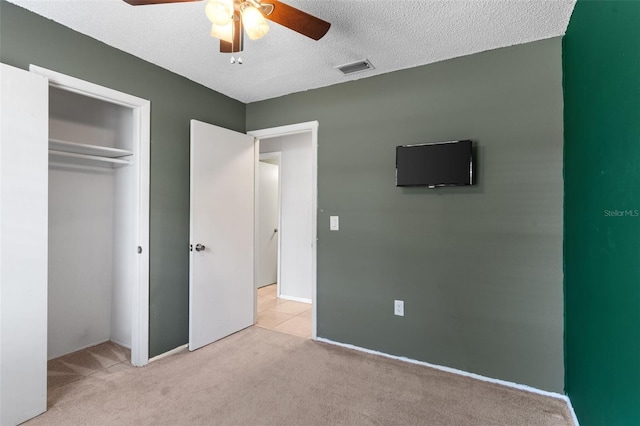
[47,341,132,392]
[256,284,312,339]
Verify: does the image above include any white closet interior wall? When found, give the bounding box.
[48,87,134,359]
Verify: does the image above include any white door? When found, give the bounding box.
[189,120,255,351]
[0,64,49,425]
[257,159,279,288]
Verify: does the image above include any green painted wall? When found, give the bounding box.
[248,38,566,392]
[563,1,640,424]
[0,0,246,357]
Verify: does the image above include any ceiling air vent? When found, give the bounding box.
[336,59,375,76]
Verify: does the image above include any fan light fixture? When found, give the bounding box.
[207,0,270,44]
[205,0,233,26]
[210,21,234,43]
[124,0,331,55]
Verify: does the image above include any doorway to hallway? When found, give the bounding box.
[249,121,318,339]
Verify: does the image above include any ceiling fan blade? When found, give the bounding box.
[262,1,330,41]
[220,13,244,53]
[123,0,201,5]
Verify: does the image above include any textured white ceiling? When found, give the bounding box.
[6,0,576,103]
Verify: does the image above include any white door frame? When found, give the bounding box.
[248,121,318,339]
[258,152,282,295]
[29,65,151,366]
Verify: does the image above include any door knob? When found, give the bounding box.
[195,243,206,252]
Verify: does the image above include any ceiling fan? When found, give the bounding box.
[123,0,331,54]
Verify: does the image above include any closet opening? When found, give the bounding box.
[0,64,149,424]
[34,65,151,393]
[47,87,133,386]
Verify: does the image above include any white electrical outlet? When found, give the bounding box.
[394,300,404,316]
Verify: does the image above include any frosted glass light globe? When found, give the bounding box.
[205,0,233,26]
[241,4,269,40]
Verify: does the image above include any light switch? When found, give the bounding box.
[330,216,339,231]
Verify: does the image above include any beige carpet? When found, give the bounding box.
[47,341,131,391]
[27,327,573,426]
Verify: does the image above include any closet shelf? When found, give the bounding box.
[49,138,133,159]
[48,138,132,168]
[49,150,131,169]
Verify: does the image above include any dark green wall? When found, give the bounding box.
[0,0,246,357]
[564,1,640,424]
[248,38,565,392]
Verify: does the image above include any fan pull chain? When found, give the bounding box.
[230,56,243,64]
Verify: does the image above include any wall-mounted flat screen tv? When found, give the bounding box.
[396,140,473,187]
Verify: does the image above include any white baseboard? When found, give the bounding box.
[149,344,188,363]
[316,337,579,425]
[565,396,580,426]
[278,294,311,304]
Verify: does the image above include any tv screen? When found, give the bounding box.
[396,140,473,187]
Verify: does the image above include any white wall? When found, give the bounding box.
[111,163,133,348]
[48,166,115,359]
[49,87,130,149]
[260,133,312,301]
[257,160,279,288]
